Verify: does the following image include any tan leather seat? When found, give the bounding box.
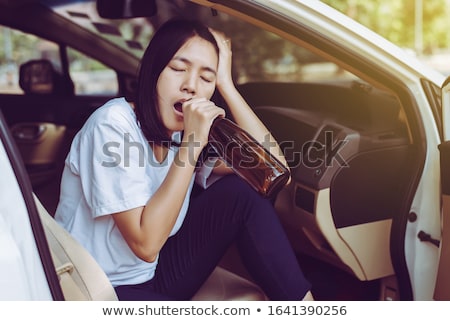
[36,195,118,300]
[35,195,266,301]
[192,267,266,300]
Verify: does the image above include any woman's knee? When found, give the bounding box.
[214,174,276,218]
[213,174,267,204]
[191,174,277,226]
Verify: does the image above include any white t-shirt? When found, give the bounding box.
[55,98,216,287]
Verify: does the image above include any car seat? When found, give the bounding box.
[34,194,266,301]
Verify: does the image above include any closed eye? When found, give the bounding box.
[170,66,186,72]
[201,76,214,83]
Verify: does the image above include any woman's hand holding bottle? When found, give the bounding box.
[181,98,225,160]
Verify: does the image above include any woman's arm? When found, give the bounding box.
[210,30,289,170]
[113,100,224,263]
[112,145,198,263]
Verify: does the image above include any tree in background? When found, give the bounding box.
[322,0,450,54]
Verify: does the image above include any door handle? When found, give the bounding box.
[418,230,440,247]
[12,123,46,141]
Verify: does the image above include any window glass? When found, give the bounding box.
[209,22,358,84]
[0,26,60,94]
[67,48,118,96]
[232,35,357,84]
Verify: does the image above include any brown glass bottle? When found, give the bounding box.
[208,117,290,198]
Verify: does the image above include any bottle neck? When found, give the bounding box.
[210,117,239,132]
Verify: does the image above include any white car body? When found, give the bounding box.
[0,138,53,300]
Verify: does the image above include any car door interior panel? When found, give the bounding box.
[0,59,113,214]
[11,122,67,186]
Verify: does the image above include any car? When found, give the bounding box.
[1,0,449,302]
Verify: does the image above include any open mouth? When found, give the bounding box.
[174,102,183,113]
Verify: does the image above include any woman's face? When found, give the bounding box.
[156,35,218,135]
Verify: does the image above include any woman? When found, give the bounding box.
[55,18,312,301]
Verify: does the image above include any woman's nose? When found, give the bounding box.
[181,73,197,94]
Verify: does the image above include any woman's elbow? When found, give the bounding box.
[132,244,159,263]
[137,251,158,263]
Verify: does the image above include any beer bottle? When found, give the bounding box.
[208,117,290,198]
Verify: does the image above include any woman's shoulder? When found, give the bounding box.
[93,97,134,121]
[83,97,137,130]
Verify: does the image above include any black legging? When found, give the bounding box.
[114,174,311,300]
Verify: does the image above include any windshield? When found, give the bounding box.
[44,0,356,84]
[0,0,360,92]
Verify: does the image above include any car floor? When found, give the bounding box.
[297,253,380,301]
[219,243,380,301]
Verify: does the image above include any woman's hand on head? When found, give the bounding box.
[181,98,225,151]
[209,28,233,91]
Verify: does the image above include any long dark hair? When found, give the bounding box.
[134,18,219,146]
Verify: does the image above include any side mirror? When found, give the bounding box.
[96,0,157,19]
[19,59,74,96]
[19,59,56,94]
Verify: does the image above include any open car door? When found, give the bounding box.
[434,77,450,300]
[0,109,63,300]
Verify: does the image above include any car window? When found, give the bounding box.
[47,1,359,86]
[0,25,118,97]
[161,7,361,84]
[228,28,358,84]
[0,26,61,94]
[67,47,118,96]
[42,1,360,88]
